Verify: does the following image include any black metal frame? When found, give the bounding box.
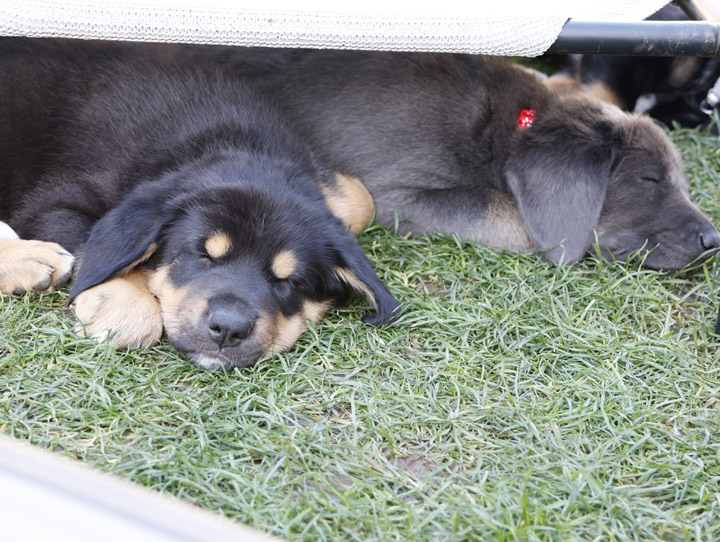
[549,0,719,58]
[549,20,719,57]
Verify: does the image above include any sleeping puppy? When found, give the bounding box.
[195,47,720,271]
[551,5,720,133]
[557,53,720,133]
[0,38,399,370]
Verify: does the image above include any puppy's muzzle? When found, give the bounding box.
[207,299,257,350]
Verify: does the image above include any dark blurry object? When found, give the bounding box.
[557,4,720,133]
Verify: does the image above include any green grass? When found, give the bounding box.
[1,124,720,541]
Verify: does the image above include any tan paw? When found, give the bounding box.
[72,270,163,349]
[0,239,75,294]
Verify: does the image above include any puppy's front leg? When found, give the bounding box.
[375,186,535,254]
[73,270,163,349]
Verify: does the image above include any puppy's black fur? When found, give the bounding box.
[556,5,720,133]
[0,38,399,370]
[190,46,720,271]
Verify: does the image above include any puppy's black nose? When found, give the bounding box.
[699,227,720,251]
[208,308,255,349]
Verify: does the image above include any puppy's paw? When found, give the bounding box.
[0,239,74,294]
[72,271,163,349]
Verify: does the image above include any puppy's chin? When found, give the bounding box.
[186,353,228,371]
[180,344,267,371]
[644,248,720,276]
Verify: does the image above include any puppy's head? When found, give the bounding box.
[69,182,398,370]
[506,94,720,271]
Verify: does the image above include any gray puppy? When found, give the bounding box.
[199,48,720,271]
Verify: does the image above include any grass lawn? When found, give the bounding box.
[1,124,719,541]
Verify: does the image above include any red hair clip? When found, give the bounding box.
[518,108,535,129]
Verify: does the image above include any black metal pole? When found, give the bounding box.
[547,20,720,57]
[675,0,720,23]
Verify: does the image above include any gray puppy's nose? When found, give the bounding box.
[699,227,720,251]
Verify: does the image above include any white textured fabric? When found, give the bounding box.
[0,222,19,240]
[0,0,670,56]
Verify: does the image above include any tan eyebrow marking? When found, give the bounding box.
[204,231,232,259]
[271,250,297,280]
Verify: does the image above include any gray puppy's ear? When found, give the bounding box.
[506,127,619,264]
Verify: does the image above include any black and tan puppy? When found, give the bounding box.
[552,5,720,133]
[0,38,398,370]
[197,47,720,271]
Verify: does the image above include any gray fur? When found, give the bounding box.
[195,48,720,271]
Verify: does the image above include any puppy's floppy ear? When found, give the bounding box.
[506,122,620,264]
[69,183,178,303]
[330,227,400,325]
